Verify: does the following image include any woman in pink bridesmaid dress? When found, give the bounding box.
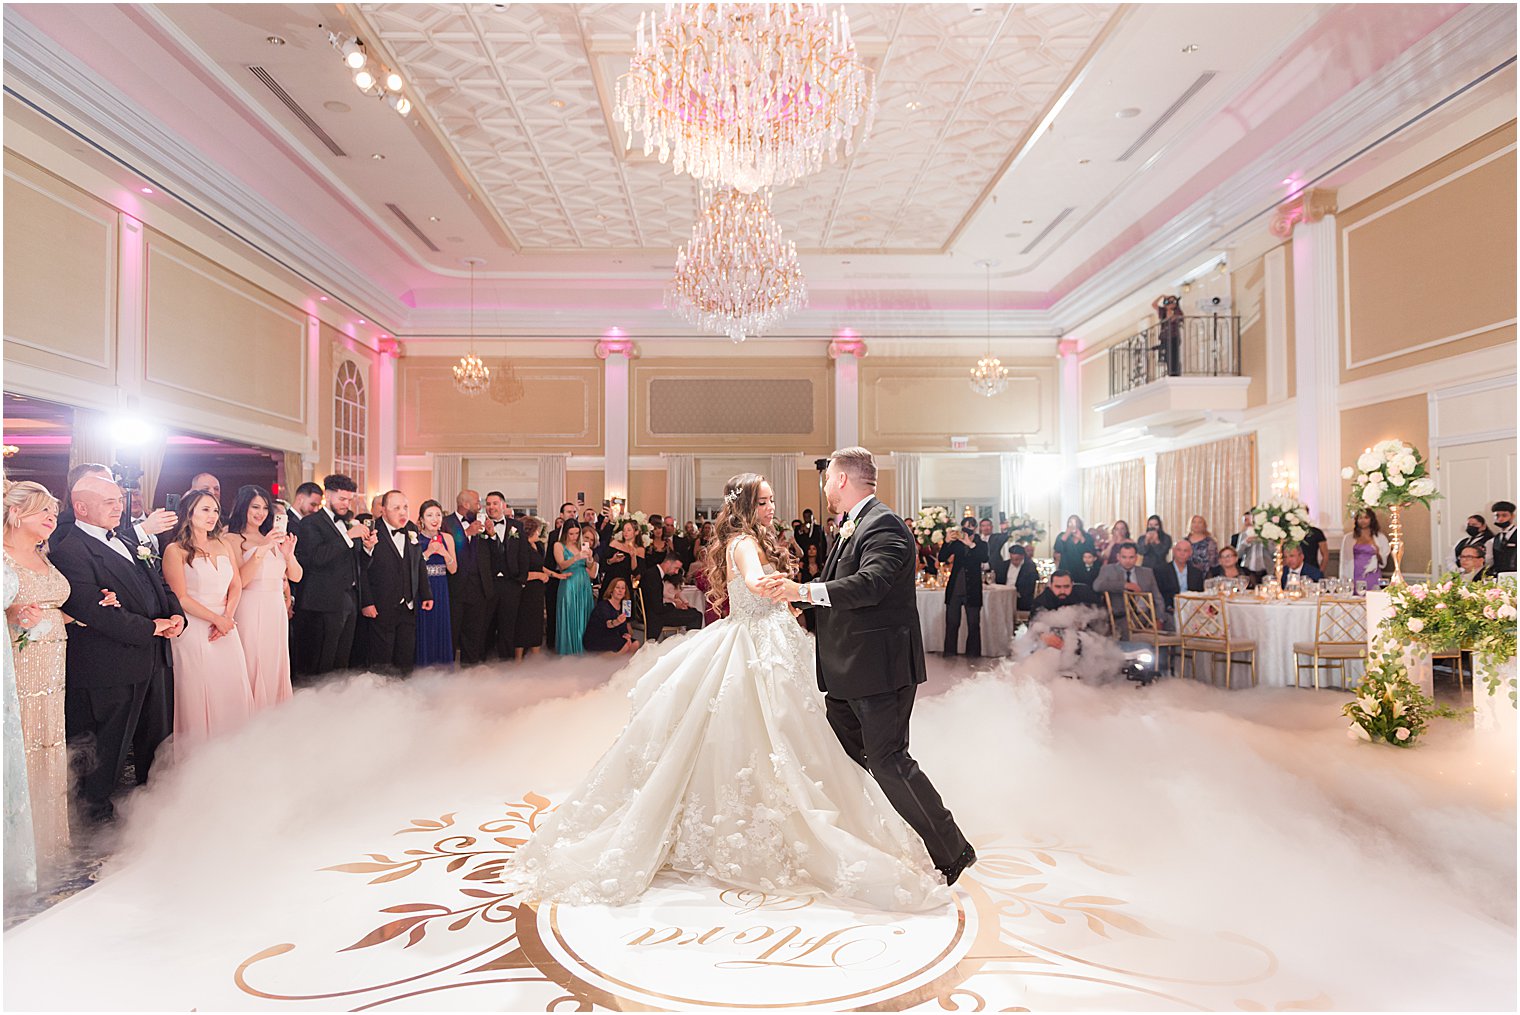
[226,486,301,711]
[162,490,253,746]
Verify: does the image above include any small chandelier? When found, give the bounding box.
[667,188,807,342]
[490,359,526,404]
[616,3,877,192]
[969,258,1009,397]
[453,259,490,396]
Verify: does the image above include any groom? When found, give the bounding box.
[762,447,976,886]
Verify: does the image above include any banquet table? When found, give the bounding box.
[1217,597,1367,689]
[918,584,1019,657]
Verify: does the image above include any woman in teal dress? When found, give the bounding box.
[553,521,598,656]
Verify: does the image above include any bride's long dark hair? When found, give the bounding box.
[701,472,794,611]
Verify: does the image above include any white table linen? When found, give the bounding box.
[1221,597,1366,689]
[918,584,1019,657]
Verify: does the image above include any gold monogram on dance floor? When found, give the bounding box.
[233,793,1331,1011]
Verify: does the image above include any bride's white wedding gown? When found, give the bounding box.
[505,539,951,912]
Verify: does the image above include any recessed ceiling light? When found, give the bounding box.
[855,214,872,222]
[549,98,566,109]
[1115,107,1141,119]
[905,100,925,112]
[371,153,386,160]
[139,186,154,195]
[266,35,286,46]
[428,215,440,222]
[358,319,366,325]
[319,295,328,301]
[1021,219,1033,224]
[840,260,852,265]
[1078,158,1090,165]
[1182,43,1199,53]
[1004,232,1021,239]
[324,100,351,113]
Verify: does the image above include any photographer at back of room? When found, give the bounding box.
[1151,293,1185,377]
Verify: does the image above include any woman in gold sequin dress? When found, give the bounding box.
[4,481,74,878]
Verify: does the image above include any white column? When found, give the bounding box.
[375,352,397,493]
[603,349,631,503]
[116,214,146,411]
[833,352,859,450]
[305,315,323,480]
[1057,339,1082,521]
[1291,214,1342,533]
[894,453,921,518]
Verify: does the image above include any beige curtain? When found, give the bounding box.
[1082,458,1145,529]
[894,453,921,519]
[538,454,568,517]
[136,434,169,508]
[68,407,114,473]
[1154,434,1257,542]
[663,454,695,521]
[769,455,797,522]
[433,455,464,507]
[281,451,305,499]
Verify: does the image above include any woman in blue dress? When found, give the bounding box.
[553,521,597,656]
[414,500,456,668]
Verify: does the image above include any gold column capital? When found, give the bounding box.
[1270,187,1338,239]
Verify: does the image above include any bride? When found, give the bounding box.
[504,473,951,912]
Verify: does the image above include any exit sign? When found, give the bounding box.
[950,436,969,450]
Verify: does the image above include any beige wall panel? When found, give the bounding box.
[396,468,435,517]
[861,361,1056,454]
[631,359,831,453]
[398,357,603,455]
[1339,395,1432,572]
[1078,350,1110,447]
[795,468,826,518]
[2,153,117,386]
[628,469,667,515]
[1339,123,1517,383]
[142,230,306,428]
[1233,255,1269,407]
[875,469,897,514]
[566,470,605,511]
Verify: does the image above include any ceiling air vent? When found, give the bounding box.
[1020,206,1075,256]
[1116,71,1216,163]
[248,66,347,158]
[385,203,442,252]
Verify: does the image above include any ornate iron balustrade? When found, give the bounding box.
[1108,314,1242,396]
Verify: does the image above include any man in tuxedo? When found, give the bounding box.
[363,491,433,675]
[937,522,986,658]
[1277,545,1324,585]
[763,446,976,887]
[1491,500,1517,574]
[294,473,373,677]
[985,518,1011,584]
[639,556,703,634]
[1157,538,1207,612]
[1005,544,1038,612]
[796,508,829,563]
[291,482,323,519]
[442,490,492,663]
[480,491,527,661]
[51,475,185,825]
[1093,542,1163,638]
[53,463,179,785]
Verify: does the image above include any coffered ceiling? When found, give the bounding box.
[4,3,1510,342]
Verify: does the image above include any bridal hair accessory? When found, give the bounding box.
[725,490,740,505]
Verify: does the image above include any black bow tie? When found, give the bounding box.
[105,530,118,541]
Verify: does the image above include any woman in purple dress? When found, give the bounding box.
[414,500,456,668]
[1338,509,1389,591]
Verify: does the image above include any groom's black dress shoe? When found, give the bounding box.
[940,844,977,886]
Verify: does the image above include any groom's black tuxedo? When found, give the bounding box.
[808,496,970,872]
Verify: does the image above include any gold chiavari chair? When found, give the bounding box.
[1102,590,1121,638]
[1123,590,1183,674]
[1176,592,1257,688]
[1429,645,1466,693]
[1292,596,1367,690]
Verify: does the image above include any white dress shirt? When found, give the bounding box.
[326,506,355,548]
[75,519,135,561]
[390,524,406,557]
[805,495,876,608]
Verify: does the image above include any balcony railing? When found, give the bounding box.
[1108,314,1242,397]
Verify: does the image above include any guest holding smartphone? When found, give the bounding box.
[584,576,637,654]
[226,485,300,711]
[553,522,597,656]
[415,500,456,669]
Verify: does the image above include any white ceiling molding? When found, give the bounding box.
[1,8,411,330]
[1051,3,1517,341]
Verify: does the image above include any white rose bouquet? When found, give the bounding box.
[1004,512,1046,553]
[1342,439,1439,513]
[1384,576,1518,705]
[913,505,953,551]
[1245,496,1312,549]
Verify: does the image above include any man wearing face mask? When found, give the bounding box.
[1491,501,1516,575]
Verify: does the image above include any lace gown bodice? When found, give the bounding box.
[505,541,950,912]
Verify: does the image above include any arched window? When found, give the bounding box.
[334,359,367,491]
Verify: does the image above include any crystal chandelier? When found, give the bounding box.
[453,259,490,396]
[667,188,807,342]
[489,359,525,404]
[969,259,1009,397]
[616,3,877,192]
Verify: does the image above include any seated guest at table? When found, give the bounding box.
[1071,549,1102,587]
[1338,509,1387,589]
[1454,545,1490,583]
[1206,544,1256,587]
[1157,538,1207,612]
[1104,520,1132,564]
[1278,545,1323,585]
[654,562,703,633]
[1031,569,1099,617]
[1093,542,1163,638]
[1454,514,1495,571]
[1138,515,1172,572]
[583,576,636,655]
[1005,544,1038,612]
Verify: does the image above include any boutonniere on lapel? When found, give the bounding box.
[840,520,857,542]
[408,530,419,546]
[508,528,519,539]
[135,543,159,567]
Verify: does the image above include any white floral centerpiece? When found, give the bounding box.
[1341,439,1439,582]
[1246,496,1312,549]
[912,505,953,551]
[1342,634,1459,747]
[1003,512,1047,558]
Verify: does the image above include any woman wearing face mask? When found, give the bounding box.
[1454,514,1494,571]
